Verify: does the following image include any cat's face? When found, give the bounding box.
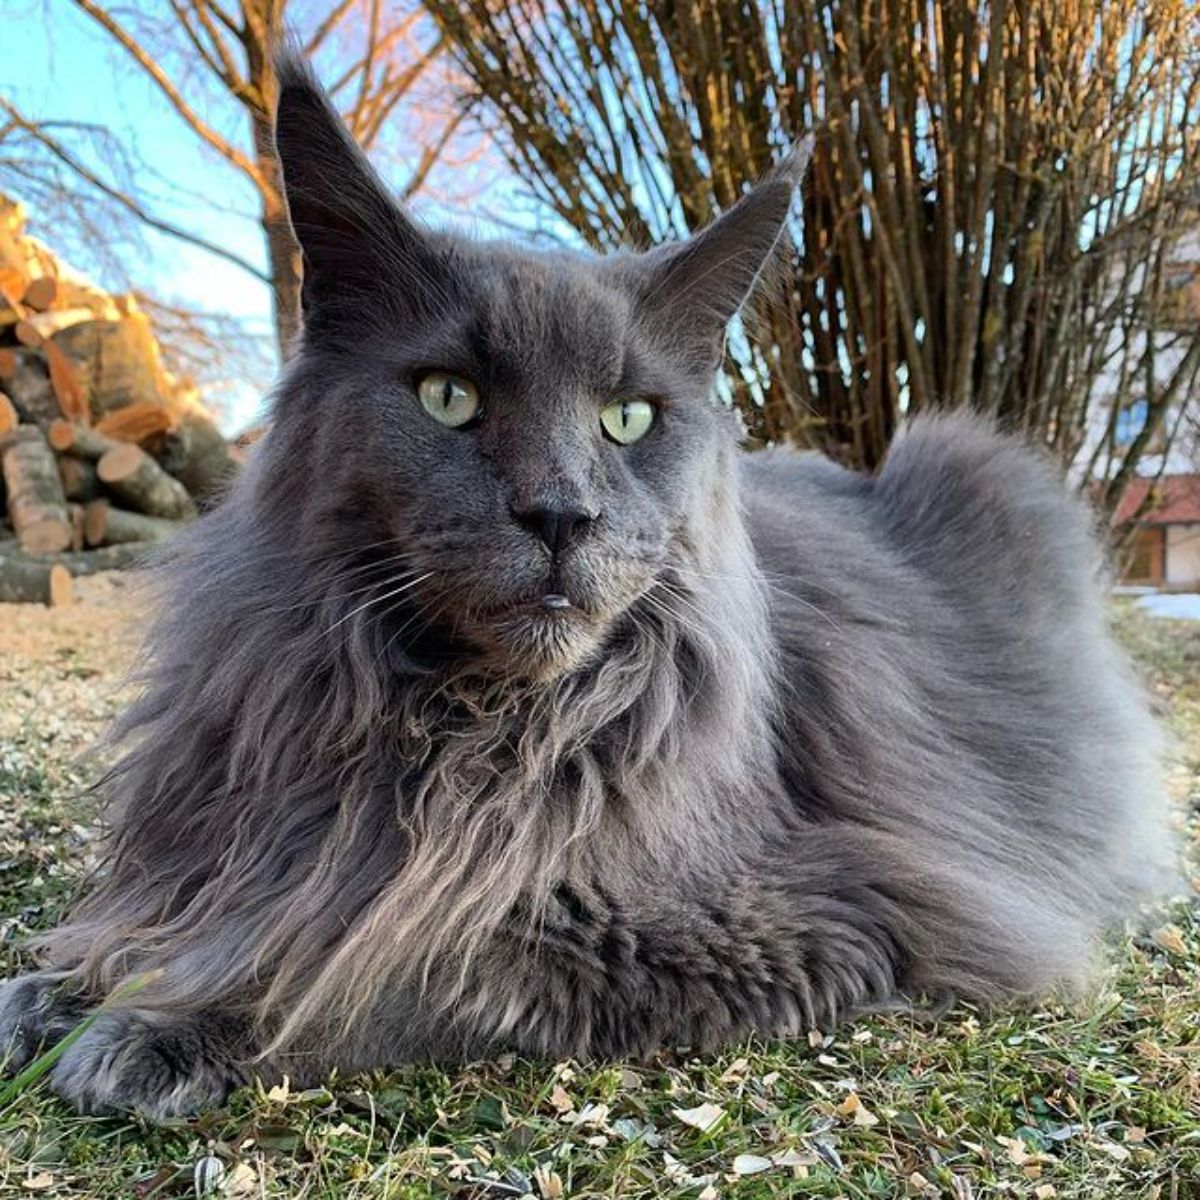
[270,58,804,679]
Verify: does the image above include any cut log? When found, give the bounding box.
[95,400,174,444]
[59,542,155,575]
[50,316,167,418]
[0,541,151,600]
[0,350,57,425]
[0,425,43,454]
[57,454,99,502]
[22,276,57,312]
[42,340,89,423]
[68,502,86,552]
[0,265,26,310]
[48,419,120,460]
[0,549,72,606]
[152,409,238,502]
[84,499,185,547]
[0,392,16,436]
[14,307,94,346]
[1,432,73,554]
[97,443,196,520]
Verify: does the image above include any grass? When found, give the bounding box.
[0,606,1196,1198]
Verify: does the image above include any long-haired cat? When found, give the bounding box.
[0,56,1174,1118]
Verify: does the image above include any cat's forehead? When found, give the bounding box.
[450,244,634,385]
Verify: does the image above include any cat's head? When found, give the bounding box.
[266,55,806,680]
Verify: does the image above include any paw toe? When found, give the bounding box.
[50,1011,238,1119]
[0,973,80,1072]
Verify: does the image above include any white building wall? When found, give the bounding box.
[1165,524,1200,587]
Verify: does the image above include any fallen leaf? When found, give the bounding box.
[611,1117,663,1147]
[21,1175,54,1193]
[533,1164,563,1199]
[731,1154,773,1176]
[1152,925,1187,955]
[549,1084,574,1114]
[835,1092,880,1126]
[719,1057,749,1083]
[566,1101,609,1129]
[227,1163,259,1197]
[661,1153,717,1189]
[1035,1186,1057,1199]
[672,1101,726,1132]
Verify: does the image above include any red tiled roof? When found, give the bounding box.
[1113,475,1200,525]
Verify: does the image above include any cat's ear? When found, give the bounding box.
[634,139,813,363]
[273,51,437,331]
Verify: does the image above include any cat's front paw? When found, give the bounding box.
[50,1008,251,1119]
[0,972,85,1072]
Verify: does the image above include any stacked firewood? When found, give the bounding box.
[0,196,240,605]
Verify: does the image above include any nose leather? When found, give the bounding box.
[510,503,597,556]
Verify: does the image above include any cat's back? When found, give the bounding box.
[740,413,1103,632]
[739,414,1172,936]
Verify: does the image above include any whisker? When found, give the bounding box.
[261,554,429,615]
[324,573,436,635]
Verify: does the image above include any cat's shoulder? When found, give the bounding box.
[739,445,873,511]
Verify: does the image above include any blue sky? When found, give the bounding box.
[6,3,274,383]
[1,1,544,429]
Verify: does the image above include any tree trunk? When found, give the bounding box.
[252,108,302,358]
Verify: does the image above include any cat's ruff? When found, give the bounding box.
[0,55,1174,1120]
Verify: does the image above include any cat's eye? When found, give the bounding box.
[418,372,481,428]
[600,399,656,445]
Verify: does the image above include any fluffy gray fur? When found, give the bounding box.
[0,57,1175,1119]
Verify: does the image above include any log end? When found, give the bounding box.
[84,499,110,548]
[47,419,75,452]
[48,564,73,607]
[0,392,15,437]
[19,517,73,557]
[96,442,143,483]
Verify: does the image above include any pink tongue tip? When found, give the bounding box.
[542,593,571,610]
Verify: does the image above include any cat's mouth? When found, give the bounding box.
[487,592,595,630]
[472,582,606,679]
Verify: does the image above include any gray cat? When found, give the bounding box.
[0,56,1175,1119]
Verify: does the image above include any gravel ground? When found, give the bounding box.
[0,573,144,748]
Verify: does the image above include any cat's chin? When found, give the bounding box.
[479,603,605,681]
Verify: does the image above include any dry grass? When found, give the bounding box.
[0,585,1195,1198]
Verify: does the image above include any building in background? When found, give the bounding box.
[1079,224,1199,590]
[1113,476,1200,588]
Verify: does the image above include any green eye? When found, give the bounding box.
[600,398,656,445]
[418,372,480,428]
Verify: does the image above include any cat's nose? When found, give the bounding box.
[510,502,598,556]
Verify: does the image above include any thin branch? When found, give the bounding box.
[67,0,268,193]
[0,98,270,284]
